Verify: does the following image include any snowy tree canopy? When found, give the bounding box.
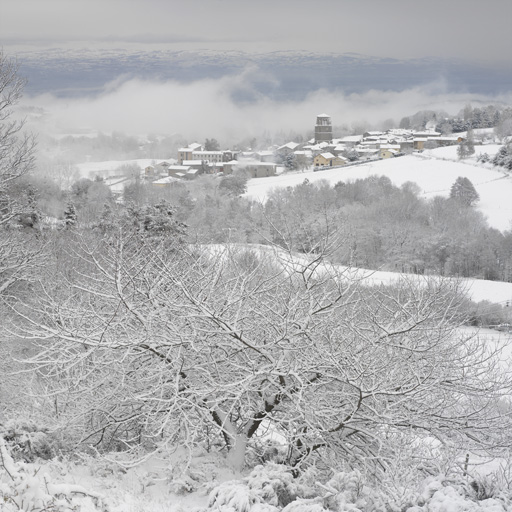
[9,233,512,474]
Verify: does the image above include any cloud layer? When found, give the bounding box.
[24,71,512,144]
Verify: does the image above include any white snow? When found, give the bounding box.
[245,146,512,232]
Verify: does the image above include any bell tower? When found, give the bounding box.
[315,113,333,143]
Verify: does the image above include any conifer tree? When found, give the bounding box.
[449,176,479,207]
[64,201,77,228]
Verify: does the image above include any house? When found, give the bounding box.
[356,148,380,161]
[154,161,171,174]
[168,165,191,177]
[178,143,202,164]
[399,140,414,152]
[224,160,277,178]
[276,142,301,156]
[182,160,207,170]
[192,151,224,163]
[313,152,347,168]
[185,169,201,180]
[431,136,464,147]
[379,145,401,159]
[380,148,400,159]
[256,151,276,162]
[363,131,384,138]
[413,138,428,150]
[339,135,363,147]
[332,144,348,156]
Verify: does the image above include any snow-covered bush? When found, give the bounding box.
[317,470,389,512]
[0,438,106,511]
[1,419,62,462]
[492,144,512,170]
[207,464,396,512]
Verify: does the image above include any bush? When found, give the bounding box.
[0,420,60,462]
[492,144,512,170]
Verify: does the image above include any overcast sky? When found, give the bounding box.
[3,0,512,64]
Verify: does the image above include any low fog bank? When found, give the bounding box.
[21,71,512,146]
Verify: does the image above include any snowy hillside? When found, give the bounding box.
[245,145,512,231]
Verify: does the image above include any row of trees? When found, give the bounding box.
[49,172,510,282]
[479,143,512,171]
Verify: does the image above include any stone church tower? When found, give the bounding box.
[315,113,333,143]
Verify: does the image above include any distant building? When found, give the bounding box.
[313,152,347,168]
[315,114,333,144]
[224,160,277,178]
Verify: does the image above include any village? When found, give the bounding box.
[97,114,467,192]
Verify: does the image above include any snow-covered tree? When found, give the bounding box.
[0,53,42,296]
[449,176,480,207]
[63,200,77,228]
[9,234,512,475]
[0,52,36,225]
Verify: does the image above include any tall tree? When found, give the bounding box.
[0,53,42,295]
[204,138,220,151]
[0,52,36,224]
[450,176,480,207]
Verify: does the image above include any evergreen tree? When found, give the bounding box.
[64,201,77,228]
[204,138,220,151]
[457,142,468,160]
[449,176,479,207]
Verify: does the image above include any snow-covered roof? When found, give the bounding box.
[182,160,204,166]
[340,135,363,143]
[169,165,191,172]
[435,136,462,141]
[319,152,335,159]
[193,151,223,156]
[152,176,179,185]
[413,131,441,137]
[356,148,379,153]
[277,142,300,151]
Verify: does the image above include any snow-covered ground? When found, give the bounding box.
[245,145,512,232]
[352,265,512,305]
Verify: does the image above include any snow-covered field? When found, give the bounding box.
[245,145,512,232]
